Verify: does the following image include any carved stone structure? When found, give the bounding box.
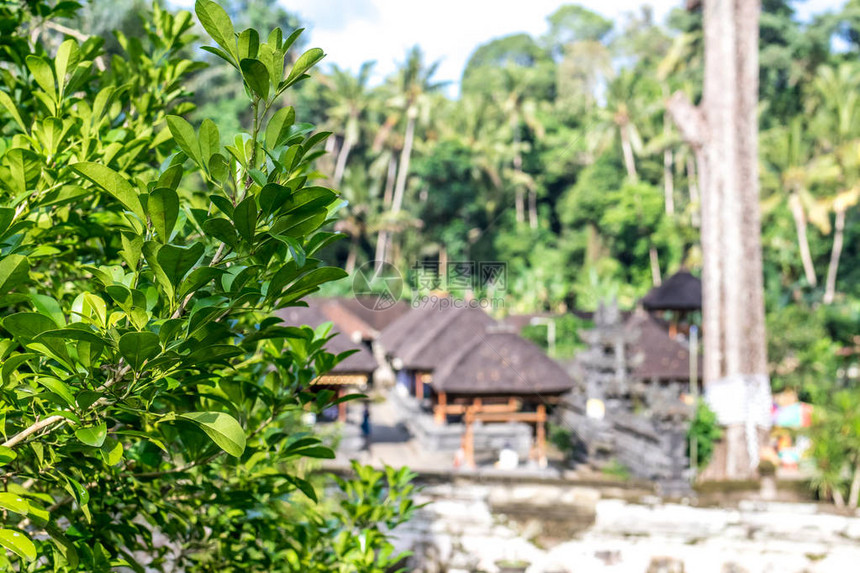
[561,300,693,495]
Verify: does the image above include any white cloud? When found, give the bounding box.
[292,0,675,92]
[178,0,849,94]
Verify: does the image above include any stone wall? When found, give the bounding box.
[561,397,690,493]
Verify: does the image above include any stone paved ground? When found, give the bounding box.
[330,397,860,573]
[394,485,860,573]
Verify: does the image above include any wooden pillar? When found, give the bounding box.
[337,387,347,423]
[536,404,547,465]
[434,392,447,425]
[474,397,482,412]
[464,405,476,469]
[416,374,424,400]
[508,397,517,411]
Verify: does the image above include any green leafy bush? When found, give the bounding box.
[687,400,722,470]
[0,1,416,570]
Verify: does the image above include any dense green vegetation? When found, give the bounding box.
[245,1,859,418]
[0,0,416,570]
[3,0,860,558]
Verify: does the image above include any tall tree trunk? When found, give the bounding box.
[823,207,846,304]
[688,156,701,228]
[668,0,770,479]
[649,245,662,286]
[514,127,525,224]
[664,148,675,215]
[528,189,538,229]
[377,108,417,271]
[833,484,847,508]
[788,192,817,287]
[332,134,353,187]
[620,123,638,182]
[345,234,358,275]
[374,231,388,272]
[375,158,399,271]
[324,136,339,181]
[662,87,675,215]
[391,109,416,216]
[439,244,448,290]
[848,461,860,508]
[382,156,397,207]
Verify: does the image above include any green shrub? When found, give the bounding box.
[0,1,416,570]
[687,400,722,470]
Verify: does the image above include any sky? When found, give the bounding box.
[285,0,848,95]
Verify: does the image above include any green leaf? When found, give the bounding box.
[287,475,317,502]
[198,119,220,162]
[201,45,236,67]
[157,243,205,287]
[0,91,27,132]
[265,106,295,149]
[148,188,179,241]
[166,115,202,167]
[73,163,145,220]
[3,312,57,341]
[209,194,234,218]
[100,437,123,465]
[209,153,229,181]
[0,255,29,293]
[45,525,78,568]
[232,196,257,242]
[157,164,184,190]
[37,377,76,407]
[289,267,347,294]
[26,55,56,102]
[195,0,237,61]
[30,294,64,327]
[75,422,107,447]
[120,233,143,269]
[0,529,36,561]
[0,494,26,516]
[0,447,16,466]
[180,411,246,457]
[240,58,269,99]
[272,210,326,238]
[202,218,239,248]
[36,328,110,346]
[118,331,161,371]
[238,28,259,60]
[54,39,79,99]
[283,48,324,87]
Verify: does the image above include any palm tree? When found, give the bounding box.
[600,70,658,183]
[807,63,860,303]
[497,67,544,228]
[761,118,839,288]
[375,46,444,269]
[823,141,860,304]
[320,62,375,187]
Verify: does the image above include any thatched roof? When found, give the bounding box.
[377,296,450,358]
[332,296,411,333]
[625,311,701,381]
[432,329,575,396]
[273,304,378,374]
[316,299,377,341]
[398,306,497,371]
[641,270,702,311]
